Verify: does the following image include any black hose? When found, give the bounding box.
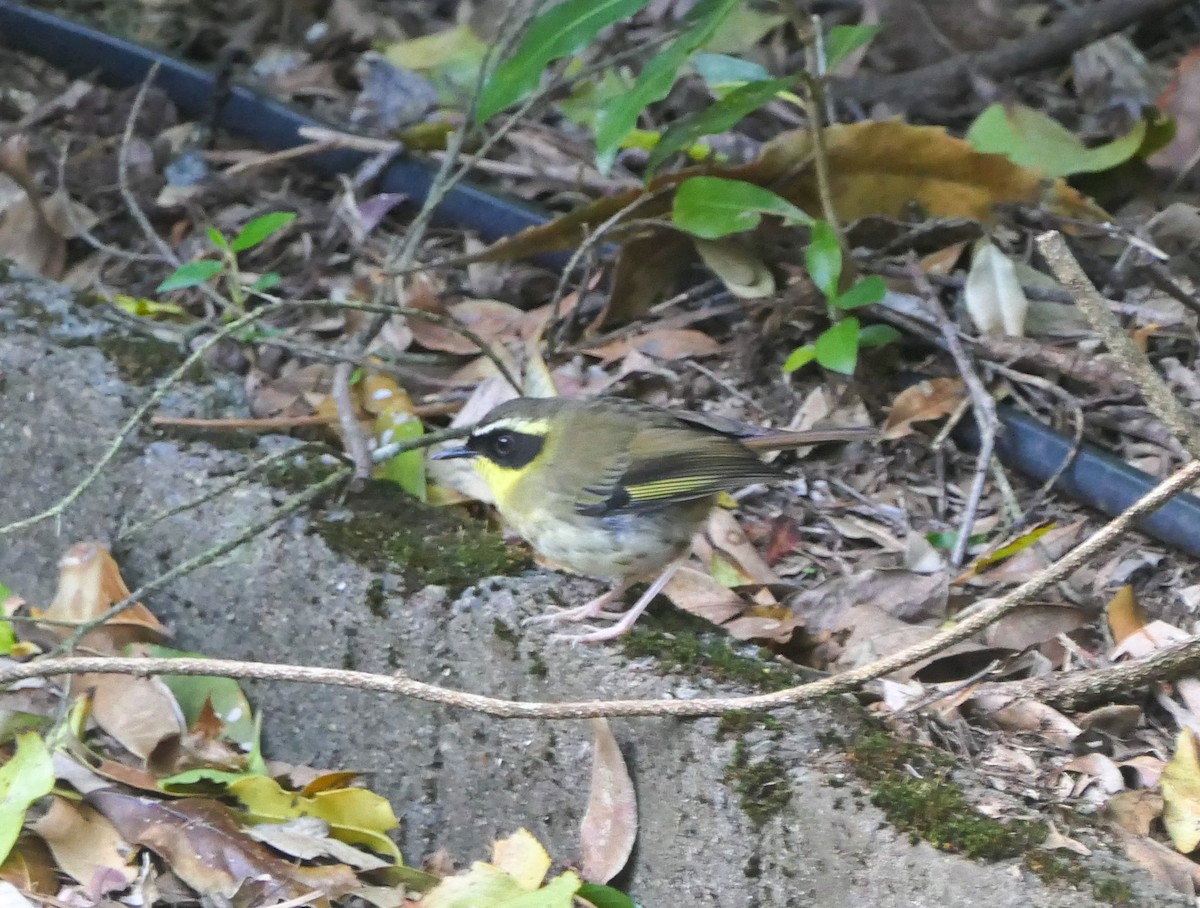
[0,2,558,259]
[3,2,1198,557]
[954,407,1200,558]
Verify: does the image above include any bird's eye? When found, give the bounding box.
[492,433,515,456]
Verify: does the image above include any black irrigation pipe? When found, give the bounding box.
[954,408,1200,559]
[3,2,1200,558]
[0,2,560,264]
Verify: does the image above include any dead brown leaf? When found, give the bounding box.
[661,566,744,626]
[1150,47,1200,174]
[1106,584,1149,645]
[1064,753,1125,797]
[971,693,1082,749]
[723,605,805,644]
[792,569,949,629]
[0,835,58,895]
[1110,618,1189,660]
[582,328,721,364]
[580,718,637,884]
[31,796,138,893]
[1120,754,1167,789]
[0,136,66,279]
[33,543,168,652]
[1043,821,1091,856]
[88,789,358,901]
[84,673,185,762]
[481,121,1103,324]
[983,604,1086,651]
[1104,790,1164,836]
[882,378,967,440]
[1119,832,1199,897]
[704,508,780,586]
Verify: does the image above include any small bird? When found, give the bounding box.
[434,396,871,643]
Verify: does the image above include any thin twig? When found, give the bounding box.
[545,188,670,351]
[54,143,159,264]
[831,0,1189,111]
[10,459,1200,717]
[0,304,283,537]
[54,467,352,655]
[989,362,1086,516]
[333,362,372,479]
[908,260,998,567]
[117,445,313,541]
[980,636,1200,711]
[1036,230,1200,460]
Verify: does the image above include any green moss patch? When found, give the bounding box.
[724,739,792,826]
[622,607,799,691]
[95,333,192,384]
[849,730,1046,860]
[312,479,530,595]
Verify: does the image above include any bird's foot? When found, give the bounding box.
[522,589,624,627]
[544,561,683,644]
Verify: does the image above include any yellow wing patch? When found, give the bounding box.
[626,476,714,501]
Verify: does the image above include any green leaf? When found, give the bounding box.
[926,530,988,550]
[0,583,11,657]
[672,177,812,239]
[814,316,860,374]
[832,275,886,310]
[383,25,489,103]
[503,872,581,907]
[206,226,230,251]
[231,212,296,253]
[557,67,631,129]
[157,260,223,292]
[647,75,794,174]
[701,5,784,54]
[141,644,257,747]
[781,343,816,373]
[250,272,282,293]
[477,0,653,122]
[805,221,842,300]
[595,0,740,173]
[0,732,54,864]
[378,415,427,501]
[966,103,1146,178]
[576,883,637,908]
[158,766,263,791]
[691,52,770,95]
[857,323,901,348]
[824,24,881,71]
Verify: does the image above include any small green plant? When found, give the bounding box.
[669,178,894,375]
[156,211,296,312]
[478,1,891,373]
[478,0,880,177]
[780,220,895,375]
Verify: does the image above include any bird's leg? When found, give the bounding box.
[522,581,632,627]
[551,560,683,644]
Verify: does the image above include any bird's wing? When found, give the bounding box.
[574,424,780,516]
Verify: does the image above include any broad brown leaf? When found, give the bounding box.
[33,543,168,652]
[88,790,358,901]
[882,378,968,440]
[580,719,637,885]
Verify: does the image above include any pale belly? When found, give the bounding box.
[507,499,712,580]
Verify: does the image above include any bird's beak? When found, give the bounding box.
[431,446,475,461]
